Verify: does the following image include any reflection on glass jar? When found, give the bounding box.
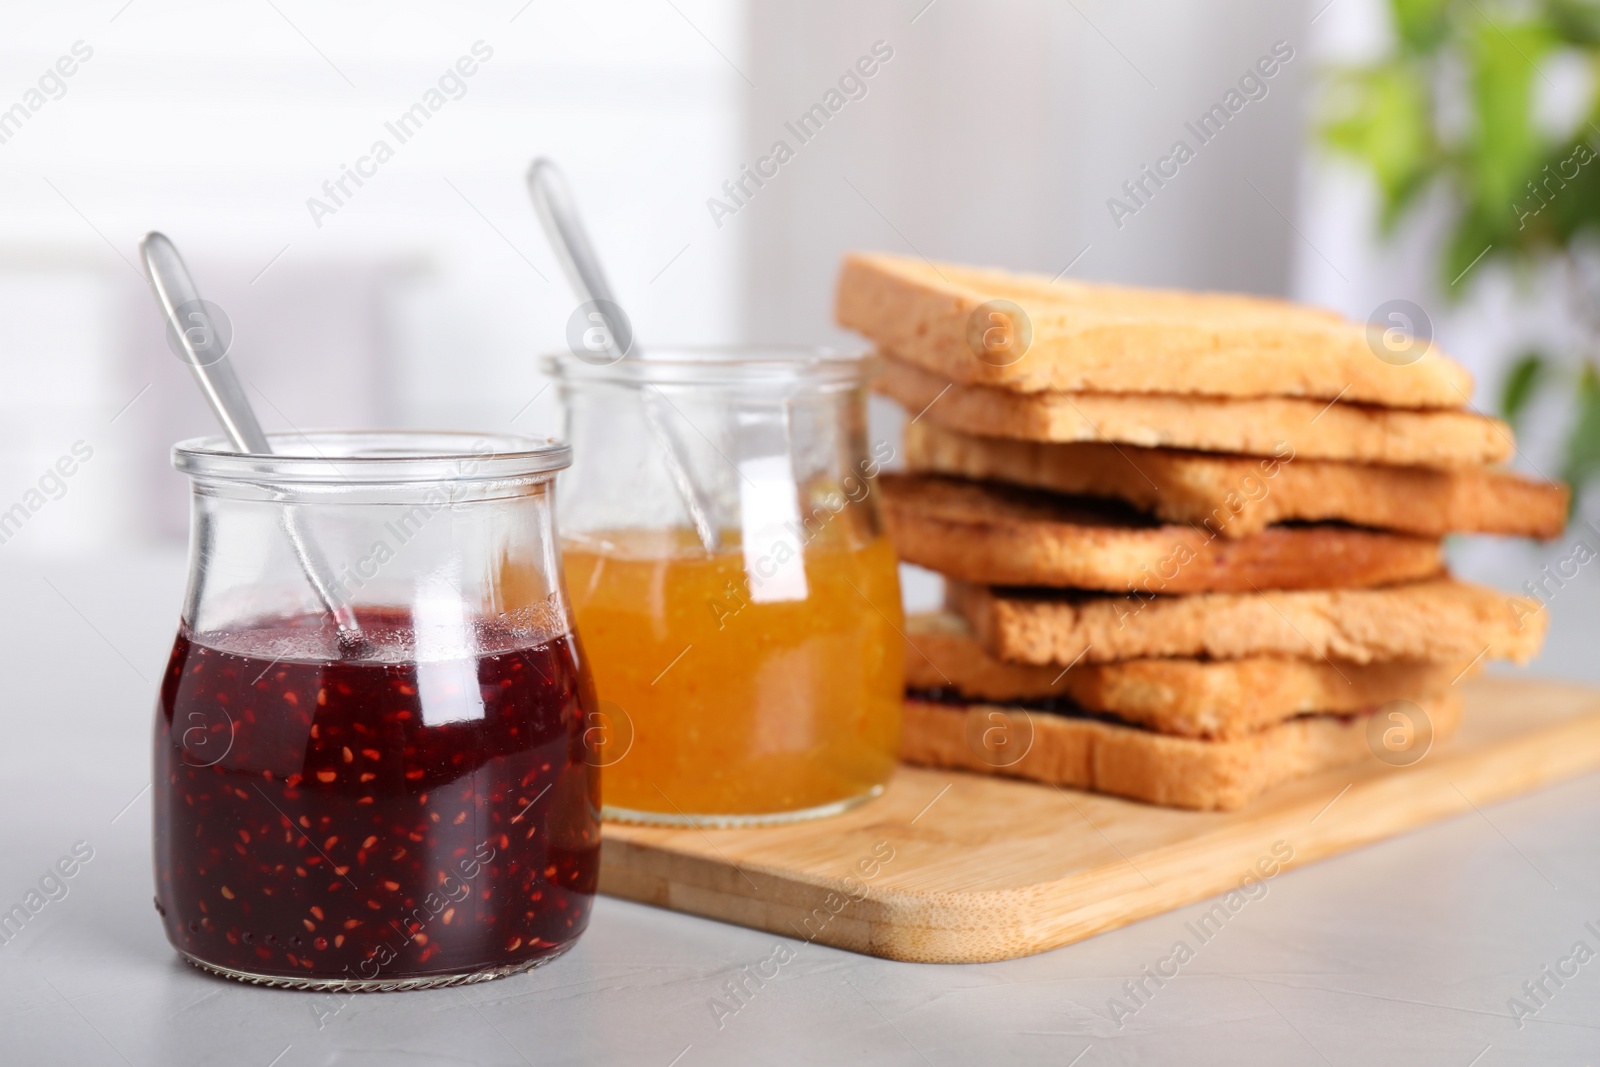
[530,348,904,826]
[155,432,600,990]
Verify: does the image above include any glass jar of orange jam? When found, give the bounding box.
[531,348,903,826]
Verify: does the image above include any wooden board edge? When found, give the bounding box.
[987,709,1600,962]
[599,709,1600,963]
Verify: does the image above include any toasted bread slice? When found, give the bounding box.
[837,252,1472,407]
[899,691,1463,811]
[905,612,1468,740]
[882,474,1444,592]
[877,357,1511,468]
[903,420,1568,540]
[948,578,1546,667]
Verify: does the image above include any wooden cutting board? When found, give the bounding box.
[598,677,1600,963]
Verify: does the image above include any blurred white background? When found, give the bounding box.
[2,0,1595,674]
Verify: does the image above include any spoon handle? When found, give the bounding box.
[140,232,363,643]
[526,158,623,341]
[526,160,721,550]
[142,233,270,453]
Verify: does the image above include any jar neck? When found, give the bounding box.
[553,374,888,568]
[181,473,572,648]
[540,346,879,393]
[184,474,559,507]
[172,430,572,491]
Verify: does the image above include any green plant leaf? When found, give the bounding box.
[1320,62,1438,229]
[1560,363,1600,508]
[1541,131,1600,246]
[1462,16,1554,230]
[1317,1,1600,276]
[1548,0,1600,45]
[1441,209,1500,289]
[1393,0,1453,51]
[1501,351,1549,425]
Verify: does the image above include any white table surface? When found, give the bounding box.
[4,549,1599,1066]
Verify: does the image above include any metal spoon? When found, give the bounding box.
[140,232,364,647]
[525,159,721,551]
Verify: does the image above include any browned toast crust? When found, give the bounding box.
[837,252,1473,407]
[899,691,1463,811]
[877,357,1512,468]
[883,473,1444,592]
[948,578,1547,667]
[905,612,1467,739]
[903,420,1567,540]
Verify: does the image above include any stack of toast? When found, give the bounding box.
[837,252,1567,810]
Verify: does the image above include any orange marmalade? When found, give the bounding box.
[559,527,903,822]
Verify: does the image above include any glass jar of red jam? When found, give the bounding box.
[155,431,599,991]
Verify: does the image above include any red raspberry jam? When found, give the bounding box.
[153,609,600,988]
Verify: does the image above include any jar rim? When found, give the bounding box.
[539,345,879,388]
[172,430,571,485]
